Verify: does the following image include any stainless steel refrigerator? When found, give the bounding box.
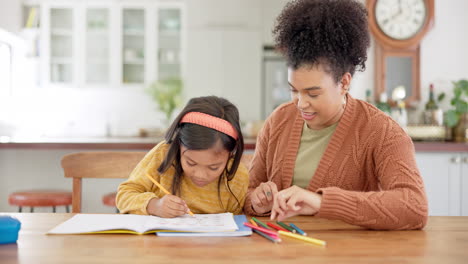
[262,46,289,119]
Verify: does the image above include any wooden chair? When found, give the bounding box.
[61,152,147,213]
[62,152,253,213]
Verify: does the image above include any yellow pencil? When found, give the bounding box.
[249,219,258,227]
[278,230,326,246]
[145,174,195,217]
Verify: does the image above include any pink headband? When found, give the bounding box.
[180,112,238,140]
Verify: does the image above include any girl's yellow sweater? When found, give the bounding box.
[116,141,249,215]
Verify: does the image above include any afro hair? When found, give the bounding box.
[273,0,370,82]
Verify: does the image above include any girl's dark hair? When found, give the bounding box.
[273,0,370,83]
[157,96,244,211]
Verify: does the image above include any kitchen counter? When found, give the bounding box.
[411,141,468,152]
[0,136,465,152]
[0,136,258,150]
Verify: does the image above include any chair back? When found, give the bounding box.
[62,151,254,213]
[61,151,146,213]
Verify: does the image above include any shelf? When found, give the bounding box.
[51,29,73,36]
[87,58,108,64]
[124,59,144,65]
[51,57,73,64]
[159,30,180,37]
[123,29,145,36]
[158,62,180,66]
[86,29,108,35]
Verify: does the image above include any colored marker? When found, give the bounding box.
[249,219,258,227]
[267,222,288,232]
[278,230,326,247]
[289,223,307,236]
[277,221,296,233]
[252,229,281,243]
[251,217,270,229]
[244,222,278,237]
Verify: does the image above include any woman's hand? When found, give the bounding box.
[146,195,189,218]
[270,186,322,221]
[251,181,279,214]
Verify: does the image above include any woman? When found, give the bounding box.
[244,0,428,230]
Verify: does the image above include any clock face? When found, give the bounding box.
[375,0,427,40]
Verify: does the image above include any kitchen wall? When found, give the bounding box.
[0,0,21,33]
[420,0,468,111]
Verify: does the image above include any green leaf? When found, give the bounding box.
[437,92,445,102]
[445,110,460,127]
[455,100,468,114]
[456,79,468,93]
[451,98,457,106]
[454,86,462,99]
[145,77,184,122]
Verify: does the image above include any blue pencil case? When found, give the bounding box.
[0,216,21,244]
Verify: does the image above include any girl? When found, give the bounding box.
[117,96,248,217]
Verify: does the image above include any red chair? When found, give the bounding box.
[102,192,118,212]
[8,190,72,213]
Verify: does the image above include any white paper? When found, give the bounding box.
[47,213,238,234]
[155,215,252,237]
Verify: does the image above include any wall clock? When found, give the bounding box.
[367,0,434,105]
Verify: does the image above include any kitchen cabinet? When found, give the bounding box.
[416,152,468,216]
[38,0,184,87]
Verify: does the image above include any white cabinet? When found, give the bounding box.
[462,155,468,215]
[416,152,468,216]
[85,7,111,84]
[39,1,184,87]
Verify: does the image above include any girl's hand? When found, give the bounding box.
[270,186,322,221]
[147,195,189,218]
[251,181,278,214]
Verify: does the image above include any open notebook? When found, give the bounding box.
[47,213,238,235]
[156,214,252,237]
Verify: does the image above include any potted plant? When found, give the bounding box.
[442,79,468,142]
[146,77,183,129]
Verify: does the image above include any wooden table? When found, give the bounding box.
[0,214,467,264]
